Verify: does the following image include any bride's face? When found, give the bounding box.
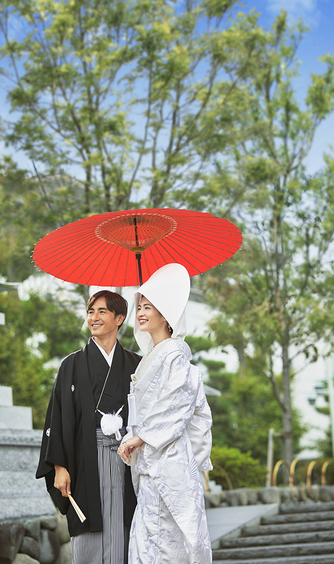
[137,296,168,335]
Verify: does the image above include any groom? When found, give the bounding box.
[36,290,141,564]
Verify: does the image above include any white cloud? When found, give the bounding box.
[266,0,320,24]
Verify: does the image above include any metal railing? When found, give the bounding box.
[271,458,334,487]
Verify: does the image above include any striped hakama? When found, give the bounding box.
[71,429,127,564]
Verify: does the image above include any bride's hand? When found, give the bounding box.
[117,436,144,463]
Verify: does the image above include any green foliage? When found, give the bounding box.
[210,445,267,489]
[0,156,88,281]
[0,289,85,428]
[18,292,85,359]
[204,358,306,464]
[118,324,140,353]
[185,335,214,356]
[198,11,334,465]
[0,0,252,214]
[311,381,333,458]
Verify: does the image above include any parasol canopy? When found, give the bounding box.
[33,208,242,287]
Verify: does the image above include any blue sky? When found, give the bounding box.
[243,0,334,173]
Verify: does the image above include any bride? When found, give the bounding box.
[118,263,212,564]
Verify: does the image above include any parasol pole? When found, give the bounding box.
[136,254,143,286]
[133,217,143,286]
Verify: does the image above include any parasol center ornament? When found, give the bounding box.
[95,212,177,252]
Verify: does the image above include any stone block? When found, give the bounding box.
[21,518,40,542]
[204,494,211,509]
[12,555,40,564]
[298,487,308,502]
[54,513,70,545]
[225,491,239,506]
[279,487,291,503]
[0,522,25,564]
[0,469,55,521]
[0,496,55,521]
[219,491,227,504]
[246,489,259,505]
[19,537,40,561]
[236,489,248,506]
[289,486,299,502]
[0,445,41,472]
[205,493,221,508]
[319,486,332,502]
[236,488,258,505]
[39,529,60,564]
[0,472,44,497]
[55,542,72,564]
[0,386,13,407]
[0,430,43,475]
[40,515,57,531]
[0,406,32,430]
[258,487,280,504]
[0,429,43,448]
[306,485,319,502]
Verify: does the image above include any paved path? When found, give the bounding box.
[206,504,279,549]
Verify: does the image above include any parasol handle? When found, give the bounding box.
[136,253,143,286]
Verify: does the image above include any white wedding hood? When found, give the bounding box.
[134,263,190,354]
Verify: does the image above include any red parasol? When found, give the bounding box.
[33,208,242,287]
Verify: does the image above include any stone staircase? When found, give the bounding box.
[213,501,334,563]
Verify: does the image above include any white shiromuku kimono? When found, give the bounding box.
[124,337,213,564]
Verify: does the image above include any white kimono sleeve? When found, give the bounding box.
[137,352,199,451]
[186,366,213,471]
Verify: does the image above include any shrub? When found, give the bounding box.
[210,445,267,489]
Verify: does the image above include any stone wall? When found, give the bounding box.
[205,484,334,508]
[0,512,71,564]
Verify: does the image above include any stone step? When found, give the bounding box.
[213,556,334,564]
[243,519,334,537]
[261,511,334,525]
[220,530,334,548]
[280,502,334,514]
[212,541,334,560]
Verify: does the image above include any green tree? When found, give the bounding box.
[186,335,306,463]
[202,357,305,464]
[0,0,270,287]
[0,156,88,281]
[201,12,334,469]
[0,289,85,427]
[0,0,261,216]
[311,380,334,458]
